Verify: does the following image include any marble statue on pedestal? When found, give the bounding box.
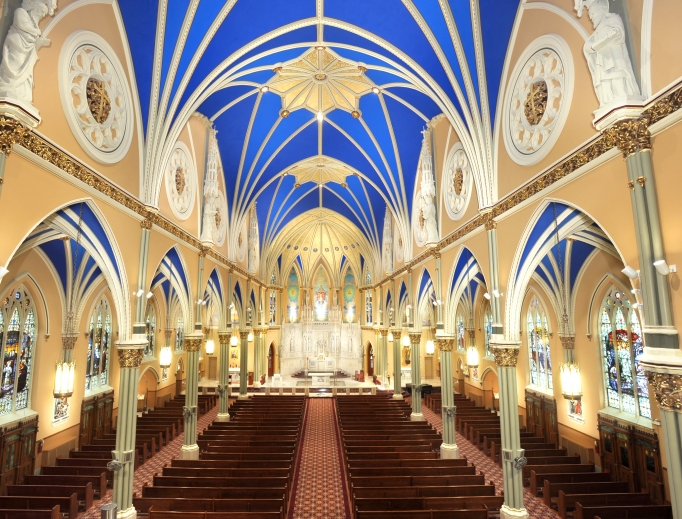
[575,0,640,107]
[414,130,439,245]
[0,0,56,104]
[382,205,393,274]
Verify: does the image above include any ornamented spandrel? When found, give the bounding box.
[184,337,202,352]
[117,348,144,368]
[493,347,520,367]
[646,372,682,412]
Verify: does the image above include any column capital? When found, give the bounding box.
[409,332,421,343]
[468,329,476,339]
[392,330,402,341]
[239,330,250,340]
[115,340,146,368]
[602,116,651,158]
[559,335,575,349]
[484,217,497,231]
[184,333,203,352]
[492,347,520,367]
[140,218,153,230]
[217,331,231,345]
[435,337,454,352]
[646,372,682,413]
[61,333,78,350]
[164,328,173,340]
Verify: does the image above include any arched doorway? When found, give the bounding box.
[455,357,465,396]
[481,368,499,410]
[175,357,185,396]
[268,343,275,377]
[366,342,374,376]
[138,368,159,411]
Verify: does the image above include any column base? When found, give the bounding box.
[410,412,425,421]
[216,413,230,422]
[392,393,403,400]
[238,393,249,400]
[180,444,200,460]
[253,381,261,388]
[500,505,529,519]
[440,443,460,459]
[117,506,137,519]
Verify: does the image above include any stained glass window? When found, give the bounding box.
[269,291,276,324]
[0,287,37,416]
[365,291,372,325]
[456,312,465,351]
[145,304,155,357]
[175,316,184,351]
[484,304,492,357]
[85,298,111,391]
[600,288,650,419]
[528,298,552,390]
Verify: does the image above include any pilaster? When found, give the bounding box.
[239,330,250,399]
[392,330,402,399]
[217,331,231,421]
[436,337,458,458]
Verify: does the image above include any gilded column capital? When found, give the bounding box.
[602,116,651,158]
[117,348,144,368]
[484,217,497,231]
[435,338,453,352]
[184,336,203,352]
[239,331,250,340]
[381,329,390,337]
[0,116,30,155]
[493,347,520,367]
[646,372,682,412]
[468,329,476,339]
[217,331,231,346]
[164,328,173,340]
[61,334,78,350]
[560,335,575,349]
[392,330,402,341]
[409,332,421,344]
[140,218,153,230]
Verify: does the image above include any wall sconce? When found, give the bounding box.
[483,292,491,300]
[466,345,479,369]
[654,260,676,275]
[560,362,582,400]
[402,335,410,347]
[388,332,394,343]
[135,289,145,298]
[205,339,215,355]
[492,289,503,298]
[230,335,238,347]
[248,332,253,342]
[159,346,172,368]
[425,340,434,355]
[54,362,75,398]
[621,266,639,279]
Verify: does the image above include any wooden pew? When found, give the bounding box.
[0,494,77,519]
[523,463,595,487]
[354,496,504,512]
[521,456,582,482]
[355,511,488,519]
[134,497,284,517]
[542,481,630,508]
[146,509,283,519]
[24,473,107,499]
[530,471,610,497]
[574,504,672,519]
[7,482,94,511]
[0,506,60,519]
[41,465,114,484]
[557,491,650,519]
[139,485,285,501]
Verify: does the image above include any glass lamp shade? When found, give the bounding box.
[205,339,215,355]
[159,346,172,368]
[425,340,435,355]
[230,335,238,347]
[402,334,410,347]
[54,362,75,398]
[247,332,254,342]
[466,346,479,369]
[560,363,582,400]
[387,332,394,343]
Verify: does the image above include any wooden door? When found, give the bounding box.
[268,344,274,377]
[209,357,218,380]
[616,433,636,491]
[80,404,95,447]
[424,357,433,379]
[95,402,105,440]
[368,344,374,376]
[0,434,19,493]
[104,397,114,435]
[543,398,558,446]
[599,427,618,478]
[17,427,36,485]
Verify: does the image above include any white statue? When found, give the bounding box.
[575,0,640,107]
[414,130,439,245]
[200,130,223,244]
[247,204,259,274]
[0,0,56,104]
[382,205,393,274]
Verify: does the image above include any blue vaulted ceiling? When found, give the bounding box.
[118,0,520,264]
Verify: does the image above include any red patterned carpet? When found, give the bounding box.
[289,398,350,519]
[417,397,559,519]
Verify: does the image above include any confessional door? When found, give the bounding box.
[208,357,218,380]
[0,416,38,495]
[80,403,95,447]
[268,344,274,377]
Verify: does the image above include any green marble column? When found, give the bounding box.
[382,328,389,388]
[436,337,458,458]
[392,330,402,399]
[217,331,231,422]
[409,331,424,421]
[112,341,145,519]
[239,330,250,399]
[253,328,261,388]
[180,334,202,460]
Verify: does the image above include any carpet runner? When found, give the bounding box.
[289,398,350,519]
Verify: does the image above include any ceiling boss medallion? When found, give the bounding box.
[268,47,375,118]
[288,156,352,186]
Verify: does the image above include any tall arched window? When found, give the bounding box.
[269,290,276,324]
[365,291,372,324]
[456,311,465,351]
[528,297,552,390]
[484,304,493,357]
[0,286,37,415]
[600,288,650,418]
[85,298,111,391]
[144,303,155,357]
[174,315,184,351]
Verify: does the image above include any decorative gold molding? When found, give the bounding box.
[217,331,231,345]
[646,372,682,413]
[602,116,651,158]
[408,332,421,343]
[392,330,402,341]
[140,218,153,230]
[61,335,77,350]
[435,338,453,352]
[560,335,575,349]
[164,328,173,340]
[117,348,144,368]
[184,337,202,352]
[239,331,250,340]
[493,347,519,367]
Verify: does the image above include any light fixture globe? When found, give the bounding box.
[54,362,75,398]
[205,339,215,355]
[159,346,172,368]
[247,332,253,342]
[425,340,435,355]
[402,334,410,347]
[560,362,582,400]
[230,335,238,347]
[387,332,394,343]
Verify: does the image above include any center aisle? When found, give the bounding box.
[289,398,350,519]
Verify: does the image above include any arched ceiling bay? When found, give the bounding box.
[118,0,520,274]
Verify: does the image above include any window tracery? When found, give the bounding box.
[145,304,155,357]
[85,298,111,391]
[175,315,184,352]
[600,288,650,419]
[528,298,552,390]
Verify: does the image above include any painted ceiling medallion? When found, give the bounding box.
[444,143,473,221]
[164,142,196,220]
[268,47,374,117]
[59,31,134,164]
[288,156,352,186]
[503,35,574,166]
